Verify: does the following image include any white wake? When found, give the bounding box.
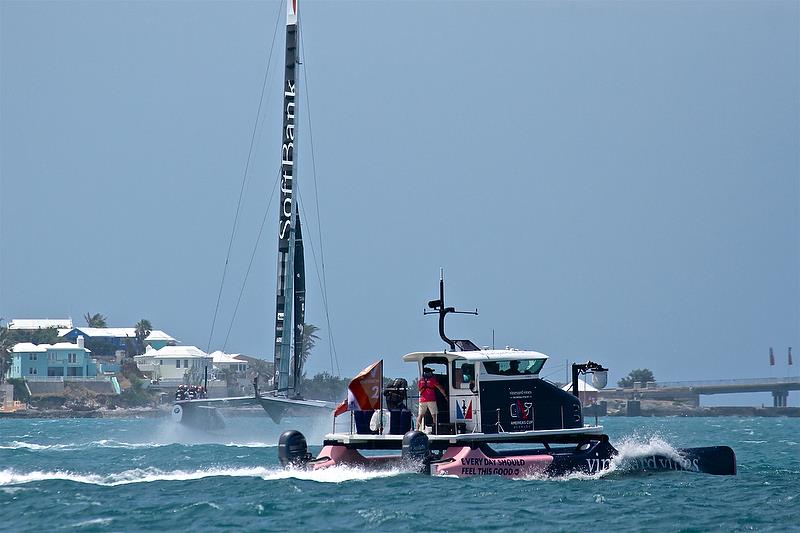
[0,465,402,487]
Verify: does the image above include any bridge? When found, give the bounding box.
[604,376,800,407]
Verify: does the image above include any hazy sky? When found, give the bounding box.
[1,1,798,404]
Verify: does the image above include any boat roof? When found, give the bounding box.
[402,349,549,363]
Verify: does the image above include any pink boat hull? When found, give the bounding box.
[311,444,553,478]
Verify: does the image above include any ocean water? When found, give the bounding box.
[0,415,797,532]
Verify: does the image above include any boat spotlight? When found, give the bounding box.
[592,370,608,389]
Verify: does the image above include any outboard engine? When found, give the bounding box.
[401,430,431,474]
[278,430,312,468]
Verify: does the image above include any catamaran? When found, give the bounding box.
[277,274,737,478]
[172,0,335,429]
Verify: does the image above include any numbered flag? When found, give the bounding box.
[333,360,383,417]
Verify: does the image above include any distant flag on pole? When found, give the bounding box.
[333,360,383,417]
[769,347,775,366]
[789,347,793,366]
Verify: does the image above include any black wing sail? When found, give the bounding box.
[292,211,306,397]
[273,0,299,394]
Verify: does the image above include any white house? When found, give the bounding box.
[134,345,213,384]
[209,351,249,374]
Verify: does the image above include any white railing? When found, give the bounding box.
[24,376,112,383]
[649,376,800,389]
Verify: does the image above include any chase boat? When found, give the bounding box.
[278,276,737,478]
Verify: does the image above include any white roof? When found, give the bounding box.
[145,345,210,359]
[12,341,89,353]
[561,378,599,393]
[209,351,248,364]
[12,343,47,353]
[145,330,177,342]
[402,349,549,363]
[61,327,174,340]
[9,318,73,330]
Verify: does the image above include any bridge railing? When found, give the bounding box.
[648,376,800,389]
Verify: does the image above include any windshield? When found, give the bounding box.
[482,359,544,376]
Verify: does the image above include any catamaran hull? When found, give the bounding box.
[279,431,736,478]
[172,395,335,429]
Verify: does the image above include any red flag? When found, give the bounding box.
[333,399,348,417]
[789,347,793,366]
[333,360,383,417]
[769,347,775,366]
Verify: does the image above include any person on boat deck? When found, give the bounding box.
[417,367,447,432]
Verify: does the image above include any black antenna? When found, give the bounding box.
[424,269,478,350]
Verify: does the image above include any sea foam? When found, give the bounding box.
[0,465,401,487]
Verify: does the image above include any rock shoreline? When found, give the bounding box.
[0,407,168,419]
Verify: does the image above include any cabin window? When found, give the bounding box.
[482,359,545,376]
[451,360,475,389]
[175,360,181,368]
[28,367,37,375]
[68,353,77,364]
[29,353,38,361]
[183,359,189,368]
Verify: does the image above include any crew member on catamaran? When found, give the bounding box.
[417,367,447,432]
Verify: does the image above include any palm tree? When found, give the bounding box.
[249,358,274,388]
[84,313,107,328]
[0,319,10,383]
[134,319,153,347]
[292,323,319,381]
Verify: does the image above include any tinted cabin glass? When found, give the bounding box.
[451,360,475,389]
[482,359,544,375]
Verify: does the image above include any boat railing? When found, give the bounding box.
[331,393,596,435]
[645,376,800,389]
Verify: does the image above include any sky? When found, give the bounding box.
[1,1,798,405]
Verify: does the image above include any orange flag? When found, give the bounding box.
[333,360,383,417]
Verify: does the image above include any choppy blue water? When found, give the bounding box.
[0,415,797,532]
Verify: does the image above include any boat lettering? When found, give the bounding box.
[282,143,293,166]
[460,457,526,467]
[459,467,522,476]
[587,455,701,473]
[585,458,613,472]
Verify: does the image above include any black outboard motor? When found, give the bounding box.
[278,430,312,468]
[401,430,431,474]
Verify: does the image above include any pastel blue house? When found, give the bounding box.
[8,337,98,379]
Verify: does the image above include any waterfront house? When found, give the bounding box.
[209,351,249,374]
[8,336,98,379]
[133,345,213,384]
[144,330,178,350]
[58,327,177,355]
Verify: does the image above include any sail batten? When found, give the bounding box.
[273,0,300,394]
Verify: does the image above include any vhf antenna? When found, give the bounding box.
[424,268,478,350]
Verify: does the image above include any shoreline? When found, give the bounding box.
[0,407,169,419]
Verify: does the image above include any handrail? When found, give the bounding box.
[646,376,800,388]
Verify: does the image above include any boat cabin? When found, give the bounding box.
[402,344,582,435]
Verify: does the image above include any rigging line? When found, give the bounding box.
[206,2,283,352]
[298,29,340,376]
[298,191,340,376]
[540,362,568,382]
[222,168,282,352]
